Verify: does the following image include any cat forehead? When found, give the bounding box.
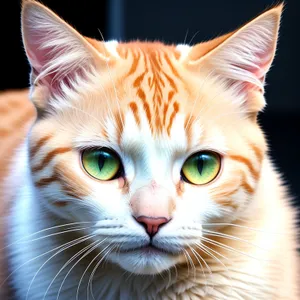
[86,41,196,137]
[55,40,239,149]
[59,40,239,147]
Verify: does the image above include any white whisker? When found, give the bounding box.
[88,244,115,300]
[1,222,95,252]
[25,234,96,300]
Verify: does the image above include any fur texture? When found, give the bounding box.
[1,1,299,299]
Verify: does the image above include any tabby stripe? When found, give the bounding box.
[102,127,109,140]
[163,103,168,126]
[168,90,175,103]
[114,111,124,145]
[214,187,240,199]
[55,164,89,198]
[133,71,147,88]
[155,106,162,131]
[219,200,238,209]
[156,96,162,106]
[149,51,161,71]
[35,175,58,187]
[127,51,140,77]
[157,51,163,65]
[31,147,71,172]
[229,155,259,180]
[142,49,149,70]
[163,71,178,92]
[167,102,179,135]
[61,184,80,199]
[36,164,89,198]
[137,88,152,126]
[129,102,140,126]
[30,134,52,159]
[250,144,263,163]
[158,75,165,88]
[241,175,254,194]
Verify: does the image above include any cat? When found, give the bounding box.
[2,0,299,299]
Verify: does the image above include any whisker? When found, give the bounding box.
[0,233,95,290]
[184,249,196,280]
[64,102,107,130]
[202,229,268,251]
[187,245,209,293]
[195,242,264,299]
[197,241,229,262]
[55,238,107,300]
[200,236,271,262]
[22,226,94,245]
[195,243,234,293]
[75,242,111,300]
[25,234,96,300]
[43,240,98,300]
[1,222,95,252]
[188,30,200,45]
[203,223,284,234]
[183,29,189,45]
[88,243,115,300]
[182,249,190,277]
[184,71,213,131]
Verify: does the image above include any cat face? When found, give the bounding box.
[22,1,281,274]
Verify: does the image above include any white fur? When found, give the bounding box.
[7,4,297,300]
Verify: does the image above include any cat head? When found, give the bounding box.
[22,0,282,274]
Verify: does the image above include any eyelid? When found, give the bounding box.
[185,146,226,158]
[74,140,122,154]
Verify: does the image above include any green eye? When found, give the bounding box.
[82,148,122,181]
[181,152,221,185]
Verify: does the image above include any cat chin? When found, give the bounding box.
[108,249,181,275]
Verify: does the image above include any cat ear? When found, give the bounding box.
[22,0,111,110]
[187,5,283,112]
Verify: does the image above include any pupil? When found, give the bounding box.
[98,155,106,171]
[197,157,204,175]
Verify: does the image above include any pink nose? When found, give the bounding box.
[135,216,169,237]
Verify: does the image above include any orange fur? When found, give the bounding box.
[1,2,299,299]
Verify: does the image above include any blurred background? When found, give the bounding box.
[0,0,299,211]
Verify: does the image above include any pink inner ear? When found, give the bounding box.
[23,10,90,96]
[26,37,59,87]
[27,41,78,94]
[253,49,274,81]
[230,46,274,94]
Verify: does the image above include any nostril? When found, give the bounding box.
[134,216,170,237]
[138,220,149,232]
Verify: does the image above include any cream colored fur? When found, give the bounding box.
[4,1,299,299]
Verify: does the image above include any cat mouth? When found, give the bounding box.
[117,243,180,256]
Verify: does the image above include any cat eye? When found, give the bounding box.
[81,148,123,181]
[181,151,221,185]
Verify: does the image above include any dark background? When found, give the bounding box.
[1,0,299,210]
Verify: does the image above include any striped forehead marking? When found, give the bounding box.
[118,43,186,135]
